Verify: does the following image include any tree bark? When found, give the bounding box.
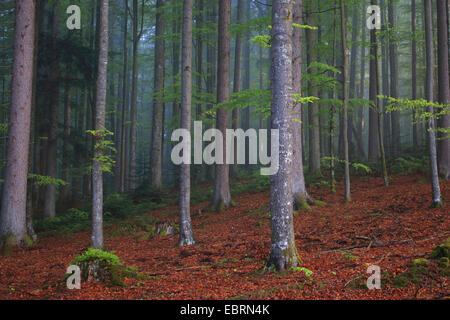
[212,0,232,211]
[178,0,196,246]
[0,0,36,246]
[292,0,311,207]
[424,0,443,207]
[340,0,351,202]
[411,0,419,150]
[92,0,110,249]
[388,0,400,158]
[267,0,298,272]
[368,0,379,160]
[436,0,450,180]
[305,7,321,175]
[43,2,60,219]
[150,0,166,191]
[231,0,244,177]
[120,0,128,193]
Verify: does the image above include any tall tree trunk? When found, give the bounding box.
[150,0,166,191]
[120,0,128,193]
[205,2,217,181]
[0,0,36,247]
[357,8,366,147]
[388,0,400,158]
[340,0,351,202]
[61,81,72,202]
[267,0,298,272]
[348,8,359,158]
[212,0,232,211]
[193,0,201,182]
[424,0,443,207]
[330,4,338,194]
[411,0,419,150]
[436,0,450,180]
[129,0,144,191]
[292,0,311,207]
[43,2,60,219]
[242,0,251,168]
[368,0,379,160]
[231,0,244,177]
[305,7,321,175]
[380,0,390,155]
[92,0,110,249]
[178,0,195,246]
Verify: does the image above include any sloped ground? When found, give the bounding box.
[0,174,448,300]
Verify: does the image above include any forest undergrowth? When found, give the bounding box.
[0,171,448,300]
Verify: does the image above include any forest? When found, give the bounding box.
[0,0,448,301]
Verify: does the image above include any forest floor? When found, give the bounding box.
[0,173,449,300]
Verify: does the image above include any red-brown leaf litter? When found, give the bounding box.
[0,174,448,300]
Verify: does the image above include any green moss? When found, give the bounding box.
[431,238,450,259]
[24,234,35,247]
[72,248,148,287]
[1,234,17,256]
[294,195,312,212]
[313,200,327,207]
[412,258,429,267]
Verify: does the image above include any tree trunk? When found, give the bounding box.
[305,7,321,175]
[212,0,232,211]
[368,0,379,160]
[292,0,311,207]
[242,0,251,168]
[61,81,72,202]
[120,0,128,193]
[231,0,244,177]
[267,0,298,272]
[92,0,109,249]
[43,2,60,219]
[1,0,36,246]
[357,9,366,147]
[178,0,196,246]
[424,0,443,207]
[388,0,400,158]
[150,0,166,191]
[411,0,419,150]
[340,0,351,202]
[436,0,450,180]
[205,2,217,181]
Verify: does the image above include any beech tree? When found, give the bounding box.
[267,0,298,272]
[150,0,165,191]
[178,0,195,246]
[0,0,36,246]
[91,0,110,249]
[292,0,311,207]
[423,0,443,208]
[436,0,450,180]
[211,0,232,211]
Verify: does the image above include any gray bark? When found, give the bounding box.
[388,0,400,158]
[92,0,110,249]
[267,0,298,272]
[231,0,244,177]
[212,0,232,211]
[0,0,36,245]
[305,7,321,174]
[178,0,195,246]
[340,0,351,202]
[424,0,443,207]
[436,0,450,180]
[292,0,310,206]
[368,0,379,160]
[43,2,60,219]
[150,0,166,191]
